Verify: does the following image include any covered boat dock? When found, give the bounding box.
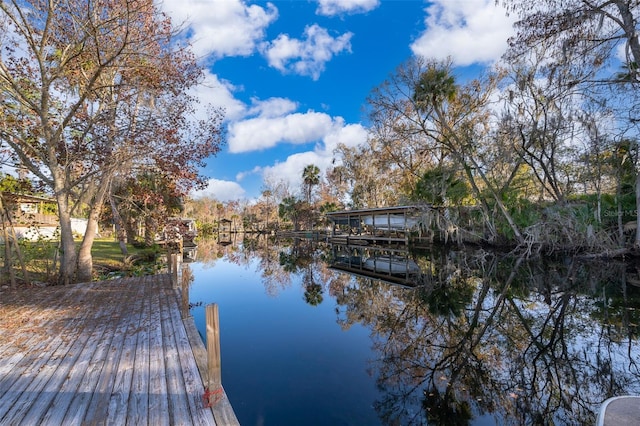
[325,205,426,245]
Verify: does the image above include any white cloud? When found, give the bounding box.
[261,121,367,195]
[227,99,368,197]
[189,70,246,122]
[411,0,515,66]
[161,0,278,59]
[316,0,380,16]
[191,178,246,202]
[236,166,262,182]
[262,24,352,80]
[245,97,298,118]
[322,120,369,153]
[228,110,336,153]
[262,151,327,196]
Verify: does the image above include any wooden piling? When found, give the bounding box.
[181,266,191,319]
[206,304,222,389]
[171,253,178,287]
[203,303,239,425]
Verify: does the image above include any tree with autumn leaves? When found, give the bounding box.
[0,0,224,284]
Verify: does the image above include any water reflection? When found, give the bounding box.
[191,235,640,425]
[331,244,421,286]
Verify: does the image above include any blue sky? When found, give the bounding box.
[160,0,516,202]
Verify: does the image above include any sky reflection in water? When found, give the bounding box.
[188,253,380,426]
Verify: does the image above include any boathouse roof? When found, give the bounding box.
[325,205,426,218]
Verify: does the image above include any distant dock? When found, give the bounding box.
[0,273,238,425]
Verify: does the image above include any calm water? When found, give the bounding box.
[186,236,640,426]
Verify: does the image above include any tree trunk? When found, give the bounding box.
[144,215,157,247]
[124,217,137,244]
[615,1,640,249]
[2,223,16,288]
[77,181,110,282]
[616,175,624,245]
[7,220,29,284]
[459,163,498,242]
[109,193,129,256]
[615,1,640,79]
[76,218,97,283]
[0,196,12,279]
[56,194,78,285]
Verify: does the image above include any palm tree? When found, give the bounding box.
[302,164,320,203]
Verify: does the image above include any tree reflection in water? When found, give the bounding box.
[194,235,640,425]
[335,247,640,425]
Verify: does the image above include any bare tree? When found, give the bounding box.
[498,46,588,203]
[503,0,640,245]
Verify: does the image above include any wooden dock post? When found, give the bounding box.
[206,304,222,389]
[171,253,179,288]
[181,266,191,319]
[202,303,241,425]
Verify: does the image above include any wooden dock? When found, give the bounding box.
[0,274,236,425]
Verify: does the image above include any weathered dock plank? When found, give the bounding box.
[62,282,137,425]
[0,285,93,374]
[0,274,217,425]
[159,281,194,425]
[18,294,112,425]
[165,286,215,426]
[148,283,171,426]
[38,296,114,426]
[82,280,146,425]
[127,277,152,426]
[0,286,98,421]
[105,277,147,425]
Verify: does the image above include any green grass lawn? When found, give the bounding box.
[91,239,163,278]
[1,238,164,285]
[91,239,153,266]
